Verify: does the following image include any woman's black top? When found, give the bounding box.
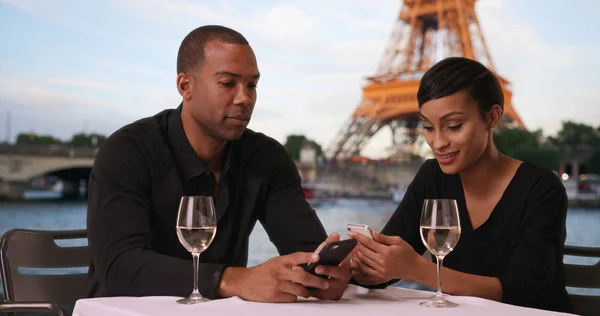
[380,159,571,312]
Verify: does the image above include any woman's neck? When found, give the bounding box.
[459,141,510,194]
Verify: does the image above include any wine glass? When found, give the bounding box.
[419,199,461,308]
[175,196,218,304]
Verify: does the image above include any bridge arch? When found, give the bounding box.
[0,155,95,200]
[28,166,94,198]
[0,155,94,182]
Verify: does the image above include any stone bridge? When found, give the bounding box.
[0,144,96,200]
[0,143,423,200]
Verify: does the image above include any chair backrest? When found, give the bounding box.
[563,245,600,316]
[0,229,89,304]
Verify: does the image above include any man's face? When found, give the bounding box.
[185,40,260,142]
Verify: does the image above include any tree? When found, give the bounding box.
[283,135,324,161]
[70,133,107,147]
[587,150,600,174]
[16,133,62,145]
[494,128,560,171]
[512,147,560,172]
[494,128,543,156]
[548,121,599,147]
[547,121,600,174]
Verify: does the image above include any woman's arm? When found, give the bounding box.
[411,254,502,300]
[351,230,502,300]
[350,161,434,287]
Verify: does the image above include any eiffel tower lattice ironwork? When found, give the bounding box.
[326,0,525,161]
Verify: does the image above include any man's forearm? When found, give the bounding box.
[104,248,227,299]
[409,256,502,301]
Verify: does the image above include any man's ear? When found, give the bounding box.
[488,104,503,130]
[176,73,193,101]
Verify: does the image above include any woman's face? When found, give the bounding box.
[420,90,496,174]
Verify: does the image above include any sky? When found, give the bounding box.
[0,0,599,158]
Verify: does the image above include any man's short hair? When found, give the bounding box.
[176,25,249,74]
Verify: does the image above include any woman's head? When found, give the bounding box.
[417,57,504,174]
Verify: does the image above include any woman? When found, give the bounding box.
[348,57,571,313]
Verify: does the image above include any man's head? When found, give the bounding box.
[176,25,260,142]
[417,57,504,174]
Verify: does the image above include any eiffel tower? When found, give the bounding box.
[327,0,525,161]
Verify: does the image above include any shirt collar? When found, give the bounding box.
[167,103,235,180]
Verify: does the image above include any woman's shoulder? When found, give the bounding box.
[518,162,565,190]
[514,162,567,207]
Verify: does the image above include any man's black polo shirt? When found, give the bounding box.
[87,106,327,299]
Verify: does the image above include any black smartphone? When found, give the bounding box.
[302,239,357,278]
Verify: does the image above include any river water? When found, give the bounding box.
[0,199,598,301]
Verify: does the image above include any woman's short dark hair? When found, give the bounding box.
[417,57,504,117]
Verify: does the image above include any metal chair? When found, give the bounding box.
[0,229,89,316]
[563,245,600,316]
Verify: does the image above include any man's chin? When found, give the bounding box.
[223,128,246,141]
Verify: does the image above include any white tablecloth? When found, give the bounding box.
[73,285,575,316]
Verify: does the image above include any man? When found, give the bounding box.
[87,25,351,303]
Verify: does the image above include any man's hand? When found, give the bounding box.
[305,232,353,300]
[217,252,330,303]
[348,230,420,283]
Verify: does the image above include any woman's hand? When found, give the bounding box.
[351,256,391,285]
[348,230,422,282]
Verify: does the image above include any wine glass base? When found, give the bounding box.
[177,294,210,304]
[419,298,459,308]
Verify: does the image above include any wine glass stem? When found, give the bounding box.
[192,252,200,295]
[435,255,444,301]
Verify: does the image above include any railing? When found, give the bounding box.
[0,144,97,158]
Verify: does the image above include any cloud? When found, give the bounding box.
[0,74,176,127]
[106,0,225,29]
[314,0,400,33]
[247,4,322,46]
[251,84,363,148]
[0,71,181,143]
[475,1,600,136]
[0,77,124,111]
[0,86,134,142]
[89,1,397,157]
[0,74,166,96]
[34,77,123,90]
[101,61,164,77]
[0,0,48,14]
[2,0,598,158]
[0,0,96,30]
[477,17,572,73]
[319,39,387,70]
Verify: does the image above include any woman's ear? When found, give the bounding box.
[488,104,503,130]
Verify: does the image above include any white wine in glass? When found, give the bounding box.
[175,196,217,304]
[419,199,461,308]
